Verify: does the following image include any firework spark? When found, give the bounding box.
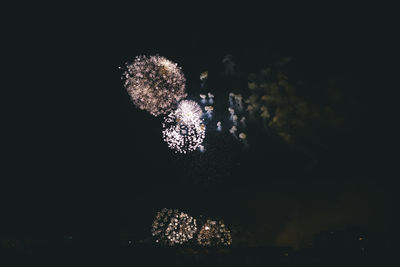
[232,115,238,125]
[200,94,207,104]
[207,92,214,104]
[229,126,237,135]
[122,55,187,116]
[205,105,214,119]
[200,71,208,80]
[162,100,206,154]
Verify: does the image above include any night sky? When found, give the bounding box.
[2,4,394,258]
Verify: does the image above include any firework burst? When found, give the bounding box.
[162,100,205,154]
[151,208,197,245]
[122,55,187,116]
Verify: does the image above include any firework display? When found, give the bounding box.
[122,55,187,116]
[197,219,232,246]
[151,208,197,245]
[162,100,206,154]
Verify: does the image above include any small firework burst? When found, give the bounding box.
[162,100,205,154]
[197,219,232,246]
[122,55,187,116]
[151,208,197,245]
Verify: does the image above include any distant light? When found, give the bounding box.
[198,145,205,152]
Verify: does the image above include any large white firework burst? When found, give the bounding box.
[151,208,197,245]
[197,219,232,246]
[162,100,205,154]
[122,55,187,116]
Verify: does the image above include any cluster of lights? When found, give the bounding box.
[151,209,232,246]
[197,219,232,246]
[162,100,206,154]
[122,55,187,116]
[151,208,197,245]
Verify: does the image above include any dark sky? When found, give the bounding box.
[2,4,394,251]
